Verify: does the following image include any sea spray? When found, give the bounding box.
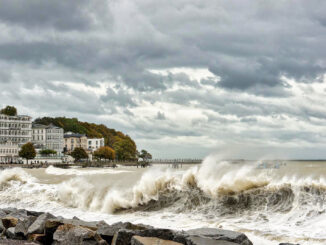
[1,159,326,244]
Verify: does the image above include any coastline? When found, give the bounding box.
[0,207,254,245]
[0,207,300,245]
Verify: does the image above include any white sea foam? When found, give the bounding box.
[1,156,326,244]
[45,165,130,176]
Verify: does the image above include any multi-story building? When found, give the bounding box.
[64,132,88,153]
[0,113,32,163]
[0,141,20,163]
[87,138,105,152]
[32,124,64,154]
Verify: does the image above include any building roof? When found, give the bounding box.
[64,133,86,138]
[32,123,62,129]
[0,113,32,119]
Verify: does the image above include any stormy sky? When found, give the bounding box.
[1,0,326,159]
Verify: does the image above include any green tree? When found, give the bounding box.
[93,146,115,161]
[71,147,88,162]
[139,149,152,162]
[113,138,137,161]
[39,149,57,156]
[1,106,17,116]
[19,142,36,164]
[33,116,136,149]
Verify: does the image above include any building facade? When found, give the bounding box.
[64,132,88,152]
[0,113,32,163]
[0,141,20,163]
[87,138,105,152]
[32,124,64,154]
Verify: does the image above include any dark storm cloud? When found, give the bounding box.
[1,0,326,158]
[1,0,325,93]
[0,0,96,30]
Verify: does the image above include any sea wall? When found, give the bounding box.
[0,208,298,245]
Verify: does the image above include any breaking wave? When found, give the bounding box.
[55,155,326,219]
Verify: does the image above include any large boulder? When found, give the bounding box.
[97,222,152,244]
[2,217,19,229]
[279,243,300,245]
[111,228,187,245]
[2,209,29,229]
[14,216,37,239]
[52,223,106,245]
[45,217,99,231]
[5,227,16,239]
[131,235,183,245]
[27,212,55,235]
[27,233,46,244]
[186,228,253,245]
[187,236,240,245]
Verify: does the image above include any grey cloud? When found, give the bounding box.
[0,0,97,30]
[0,0,326,158]
[101,87,137,107]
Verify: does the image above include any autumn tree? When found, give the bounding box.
[71,147,88,162]
[113,138,137,161]
[19,142,36,164]
[93,146,115,161]
[1,106,17,116]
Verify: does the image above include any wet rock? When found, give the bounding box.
[14,216,37,239]
[0,209,7,218]
[2,209,29,229]
[0,239,39,244]
[27,234,46,244]
[5,227,16,239]
[26,210,43,217]
[97,222,151,244]
[52,223,106,245]
[8,210,28,220]
[186,228,253,245]
[279,243,300,245]
[111,228,187,245]
[188,236,239,245]
[0,220,4,233]
[2,217,19,229]
[45,217,98,232]
[131,235,183,245]
[27,212,55,235]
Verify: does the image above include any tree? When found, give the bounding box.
[139,149,152,162]
[113,138,137,161]
[33,116,137,149]
[93,146,115,161]
[71,147,88,162]
[1,106,17,116]
[19,142,36,164]
[39,149,57,156]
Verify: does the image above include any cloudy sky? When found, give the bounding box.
[1,0,326,159]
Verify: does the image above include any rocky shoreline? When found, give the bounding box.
[0,208,298,245]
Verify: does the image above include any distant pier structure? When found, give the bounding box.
[150,159,202,168]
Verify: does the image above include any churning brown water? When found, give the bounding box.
[1,155,326,244]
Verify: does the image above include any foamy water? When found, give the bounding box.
[1,156,326,244]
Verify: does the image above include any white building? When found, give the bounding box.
[87,138,105,152]
[0,113,32,163]
[32,124,64,154]
[0,141,20,163]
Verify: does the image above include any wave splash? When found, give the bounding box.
[55,156,326,218]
